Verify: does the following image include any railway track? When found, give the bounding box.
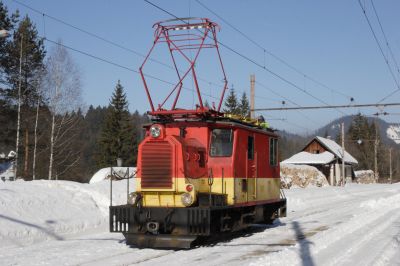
[1,184,399,266]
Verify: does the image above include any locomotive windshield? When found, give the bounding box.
[210,129,233,157]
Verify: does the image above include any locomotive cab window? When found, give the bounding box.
[210,129,234,157]
[269,138,278,166]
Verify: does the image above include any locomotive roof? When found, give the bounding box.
[144,117,279,137]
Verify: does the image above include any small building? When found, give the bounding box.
[0,150,16,181]
[282,136,358,186]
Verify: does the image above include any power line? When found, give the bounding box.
[373,111,400,116]
[257,110,310,132]
[11,0,171,69]
[253,112,309,132]
[370,0,400,77]
[256,81,301,108]
[12,0,287,110]
[357,0,400,102]
[255,80,321,126]
[253,102,400,111]
[12,0,288,108]
[11,0,230,93]
[143,0,348,116]
[43,38,220,102]
[194,0,354,101]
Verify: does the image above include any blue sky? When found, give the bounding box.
[4,0,400,134]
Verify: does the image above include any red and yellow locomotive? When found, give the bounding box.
[109,18,286,248]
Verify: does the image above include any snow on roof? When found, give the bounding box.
[281,151,335,165]
[315,136,358,165]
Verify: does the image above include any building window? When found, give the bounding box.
[269,138,278,166]
[248,136,254,160]
[210,129,234,157]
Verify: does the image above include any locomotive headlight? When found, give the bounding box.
[181,193,194,206]
[128,192,141,205]
[150,125,161,138]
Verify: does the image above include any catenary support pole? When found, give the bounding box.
[374,120,379,182]
[341,122,345,186]
[389,148,392,184]
[250,74,255,119]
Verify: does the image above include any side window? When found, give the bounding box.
[198,151,205,168]
[269,138,278,166]
[247,136,254,160]
[210,129,234,157]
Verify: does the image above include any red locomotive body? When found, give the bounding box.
[109,18,286,248]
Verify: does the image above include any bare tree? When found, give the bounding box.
[44,40,82,180]
[32,68,46,180]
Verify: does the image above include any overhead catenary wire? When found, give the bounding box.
[357,0,400,103]
[143,0,348,117]
[253,102,400,111]
[10,0,285,107]
[370,0,400,77]
[43,38,220,101]
[194,0,354,101]
[256,81,301,108]
[12,0,354,131]
[142,2,313,100]
[47,38,307,131]
[255,80,321,125]
[11,0,229,95]
[254,111,309,132]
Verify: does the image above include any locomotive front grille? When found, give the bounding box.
[141,141,173,188]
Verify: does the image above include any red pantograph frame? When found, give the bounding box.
[139,17,228,117]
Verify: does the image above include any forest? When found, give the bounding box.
[0,3,149,182]
[1,2,398,183]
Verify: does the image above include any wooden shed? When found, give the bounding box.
[282,136,358,186]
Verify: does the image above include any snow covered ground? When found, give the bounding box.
[0,180,399,266]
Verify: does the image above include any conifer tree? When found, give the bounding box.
[345,114,385,176]
[97,81,137,168]
[2,15,46,178]
[238,92,250,118]
[3,15,45,106]
[223,88,239,115]
[0,2,18,89]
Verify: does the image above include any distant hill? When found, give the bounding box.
[277,115,400,160]
[313,115,400,147]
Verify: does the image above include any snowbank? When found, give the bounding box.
[280,163,328,188]
[90,167,136,184]
[355,170,376,184]
[0,179,132,248]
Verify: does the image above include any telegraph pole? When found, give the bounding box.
[250,74,255,119]
[374,120,379,183]
[341,122,345,186]
[389,148,392,184]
